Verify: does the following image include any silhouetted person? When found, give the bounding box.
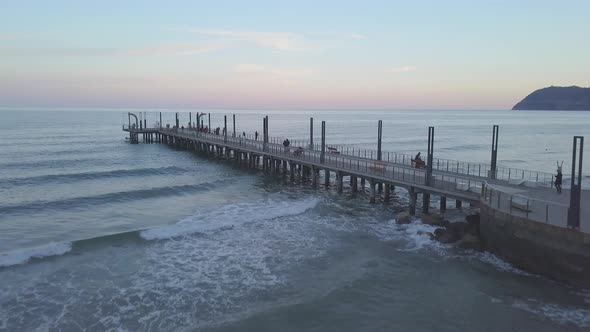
[255,131,259,140]
[555,170,563,194]
[415,152,422,161]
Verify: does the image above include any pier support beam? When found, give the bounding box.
[369,180,376,204]
[312,167,319,188]
[324,170,330,187]
[456,200,462,209]
[337,171,343,194]
[351,177,358,193]
[409,187,417,216]
[383,184,391,203]
[440,196,447,213]
[422,192,430,213]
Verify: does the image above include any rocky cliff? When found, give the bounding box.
[512,86,590,110]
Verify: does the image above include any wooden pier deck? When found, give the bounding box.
[123,119,589,234]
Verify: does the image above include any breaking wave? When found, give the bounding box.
[140,197,320,240]
[0,242,72,268]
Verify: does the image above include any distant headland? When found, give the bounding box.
[512,86,590,111]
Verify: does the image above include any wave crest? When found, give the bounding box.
[0,242,72,268]
[141,197,320,240]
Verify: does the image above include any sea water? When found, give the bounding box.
[0,109,589,331]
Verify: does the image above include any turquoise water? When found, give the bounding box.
[0,109,589,331]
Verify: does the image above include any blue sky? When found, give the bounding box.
[1,0,589,109]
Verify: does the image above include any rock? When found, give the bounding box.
[417,230,435,240]
[434,228,459,244]
[421,213,447,226]
[457,233,482,250]
[446,222,468,239]
[465,213,480,236]
[395,212,412,224]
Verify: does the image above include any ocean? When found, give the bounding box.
[0,109,589,331]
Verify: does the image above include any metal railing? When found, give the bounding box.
[161,128,483,200]
[481,182,589,234]
[307,143,556,187]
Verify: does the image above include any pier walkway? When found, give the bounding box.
[123,119,589,235]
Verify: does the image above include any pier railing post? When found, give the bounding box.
[321,121,326,163]
[310,117,314,150]
[490,125,499,179]
[567,136,584,229]
[208,113,211,132]
[224,115,227,143]
[175,112,179,128]
[427,126,434,186]
[377,120,382,161]
[233,114,236,137]
[159,112,162,129]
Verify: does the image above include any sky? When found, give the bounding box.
[1,0,589,110]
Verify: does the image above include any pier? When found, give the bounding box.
[123,112,588,233]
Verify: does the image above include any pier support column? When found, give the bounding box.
[422,192,430,214]
[384,184,391,203]
[290,162,295,182]
[378,183,383,194]
[440,196,447,213]
[351,177,358,193]
[312,167,319,188]
[360,178,366,190]
[456,200,462,209]
[409,187,417,216]
[324,170,330,187]
[282,160,287,175]
[369,180,376,204]
[337,171,343,194]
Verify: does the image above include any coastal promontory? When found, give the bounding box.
[512,86,590,110]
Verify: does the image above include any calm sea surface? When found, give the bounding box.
[0,109,589,331]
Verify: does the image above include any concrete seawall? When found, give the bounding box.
[480,204,590,287]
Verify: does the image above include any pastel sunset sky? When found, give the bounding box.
[1,0,589,110]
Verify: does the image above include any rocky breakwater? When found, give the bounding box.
[395,212,482,250]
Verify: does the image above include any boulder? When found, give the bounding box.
[434,228,460,244]
[417,230,435,240]
[446,222,468,238]
[395,212,412,224]
[421,213,447,226]
[465,213,480,236]
[457,233,482,250]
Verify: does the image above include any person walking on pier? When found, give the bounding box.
[555,166,563,194]
[255,131,259,141]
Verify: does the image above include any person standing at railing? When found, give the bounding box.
[555,168,563,194]
[255,131,259,141]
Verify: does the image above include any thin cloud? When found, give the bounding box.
[178,28,307,51]
[389,65,416,73]
[308,31,367,39]
[232,63,313,78]
[0,42,224,57]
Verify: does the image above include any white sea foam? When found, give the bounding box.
[513,298,590,328]
[472,251,531,276]
[396,221,444,252]
[0,242,72,267]
[140,197,320,240]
